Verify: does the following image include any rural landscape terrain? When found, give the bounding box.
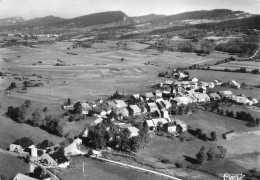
[0,7,260,180]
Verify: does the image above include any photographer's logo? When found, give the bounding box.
[219,173,245,180]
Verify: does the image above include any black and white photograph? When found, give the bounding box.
[0,0,259,180]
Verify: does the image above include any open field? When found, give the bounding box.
[0,115,64,150]
[0,153,29,179]
[58,156,164,180]
[210,61,260,71]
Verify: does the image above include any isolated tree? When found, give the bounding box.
[130,136,141,152]
[32,108,45,127]
[201,133,208,141]
[207,147,217,161]
[24,100,31,107]
[73,101,83,114]
[9,82,17,89]
[196,128,203,137]
[16,104,28,123]
[217,146,227,158]
[196,146,206,164]
[68,98,71,105]
[210,131,217,141]
[43,107,47,112]
[256,118,260,126]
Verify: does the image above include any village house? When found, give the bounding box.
[196,86,207,94]
[164,122,177,133]
[132,94,140,100]
[90,117,103,126]
[81,102,92,114]
[208,82,215,88]
[174,119,187,132]
[152,118,168,127]
[115,107,129,118]
[10,137,34,153]
[248,97,258,104]
[144,92,155,100]
[115,100,128,109]
[47,150,70,168]
[209,93,221,100]
[107,101,118,110]
[213,79,222,85]
[127,127,139,137]
[191,77,198,83]
[163,80,173,87]
[230,80,241,89]
[232,95,251,105]
[219,91,233,99]
[13,173,39,180]
[147,102,159,112]
[155,90,162,97]
[192,93,210,102]
[129,105,141,116]
[145,120,156,131]
[173,96,193,105]
[64,138,84,157]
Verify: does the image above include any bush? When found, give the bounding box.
[161,159,172,164]
[175,162,183,168]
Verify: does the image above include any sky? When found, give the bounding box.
[0,0,259,20]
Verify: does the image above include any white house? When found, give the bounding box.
[173,96,193,105]
[192,93,210,102]
[13,173,38,180]
[10,137,34,153]
[144,92,154,100]
[155,90,162,97]
[208,82,215,88]
[219,91,233,99]
[127,127,139,137]
[147,102,158,112]
[145,120,156,131]
[129,105,141,116]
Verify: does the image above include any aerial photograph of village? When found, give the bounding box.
[0,0,259,180]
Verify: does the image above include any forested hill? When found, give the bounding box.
[151,15,260,35]
[150,9,252,24]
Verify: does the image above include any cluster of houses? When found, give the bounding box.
[9,137,70,170]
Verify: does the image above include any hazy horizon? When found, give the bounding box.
[0,0,259,20]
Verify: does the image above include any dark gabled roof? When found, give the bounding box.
[36,139,52,150]
[49,150,69,165]
[12,137,34,149]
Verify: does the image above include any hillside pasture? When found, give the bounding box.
[0,153,29,179]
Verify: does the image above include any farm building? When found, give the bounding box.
[230,80,241,89]
[64,138,84,157]
[115,100,128,109]
[127,127,139,137]
[208,82,215,88]
[144,92,154,100]
[219,91,233,99]
[48,150,70,168]
[213,79,222,85]
[192,93,210,102]
[10,137,34,153]
[81,102,92,114]
[129,105,141,116]
[147,102,159,112]
[115,107,129,117]
[13,173,38,180]
[155,90,162,97]
[209,93,221,100]
[173,96,193,105]
[145,120,156,131]
[164,123,177,133]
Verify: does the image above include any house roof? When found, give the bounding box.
[13,173,38,180]
[107,101,118,109]
[209,93,220,98]
[145,92,154,98]
[36,139,52,150]
[116,107,129,115]
[152,118,168,125]
[12,137,34,149]
[173,96,192,104]
[146,120,155,127]
[219,91,233,96]
[164,80,173,85]
[49,150,69,165]
[127,127,139,134]
[147,102,158,109]
[129,105,141,113]
[81,102,92,111]
[115,100,128,108]
[24,147,44,157]
[114,123,132,129]
[132,94,140,99]
[192,93,210,100]
[162,100,171,108]
[155,90,162,94]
